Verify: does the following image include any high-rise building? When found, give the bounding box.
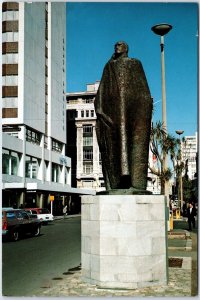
[182,132,198,180]
[2,2,92,213]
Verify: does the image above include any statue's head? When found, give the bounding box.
[114,41,129,56]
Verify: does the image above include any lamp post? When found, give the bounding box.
[175,130,184,211]
[151,23,172,196]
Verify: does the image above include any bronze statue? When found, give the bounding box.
[94,41,153,194]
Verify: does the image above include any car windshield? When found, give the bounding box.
[5,212,16,219]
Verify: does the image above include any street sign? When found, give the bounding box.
[50,195,54,201]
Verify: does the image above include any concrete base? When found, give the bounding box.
[81,195,168,289]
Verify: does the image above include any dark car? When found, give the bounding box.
[2,208,42,241]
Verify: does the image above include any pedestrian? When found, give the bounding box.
[63,205,68,217]
[187,202,196,231]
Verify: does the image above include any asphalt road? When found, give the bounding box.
[2,216,81,296]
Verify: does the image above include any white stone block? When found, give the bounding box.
[91,254,100,272]
[98,237,118,255]
[82,220,100,237]
[81,236,91,253]
[136,220,165,238]
[100,221,137,238]
[117,203,137,221]
[81,204,91,220]
[116,272,138,283]
[91,237,100,254]
[82,252,91,270]
[90,203,100,220]
[100,256,137,274]
[124,237,152,256]
[152,237,167,254]
[98,203,120,221]
[150,203,165,220]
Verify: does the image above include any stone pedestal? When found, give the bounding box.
[81,195,168,289]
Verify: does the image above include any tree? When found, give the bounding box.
[149,121,181,195]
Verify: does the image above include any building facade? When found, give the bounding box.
[2,2,93,213]
[182,132,198,180]
[66,81,105,193]
[66,81,160,194]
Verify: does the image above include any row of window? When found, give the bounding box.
[81,110,94,118]
[83,124,93,134]
[26,127,63,153]
[2,149,69,183]
[2,10,19,21]
[67,98,94,104]
[26,128,41,145]
[2,75,18,85]
[2,32,18,42]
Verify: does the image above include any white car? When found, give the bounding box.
[25,208,54,224]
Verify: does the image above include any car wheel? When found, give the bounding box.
[33,226,41,237]
[11,230,19,241]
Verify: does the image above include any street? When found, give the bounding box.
[2,216,81,296]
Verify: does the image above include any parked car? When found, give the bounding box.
[2,208,41,241]
[24,208,54,224]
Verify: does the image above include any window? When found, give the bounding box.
[83,162,93,174]
[83,136,93,146]
[81,110,84,118]
[11,151,19,175]
[25,156,38,179]
[52,163,60,182]
[26,128,41,145]
[52,139,62,152]
[2,149,20,175]
[83,149,93,160]
[86,110,89,117]
[83,125,93,134]
[6,212,15,219]
[82,98,94,104]
[91,110,94,117]
[2,149,9,174]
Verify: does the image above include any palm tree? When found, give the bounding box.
[149,121,181,195]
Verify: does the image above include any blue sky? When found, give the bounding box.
[66,2,198,137]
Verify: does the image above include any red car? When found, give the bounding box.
[2,208,41,241]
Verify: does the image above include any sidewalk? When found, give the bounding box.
[53,214,81,221]
[34,217,197,297]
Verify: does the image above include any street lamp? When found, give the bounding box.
[175,130,184,211]
[151,23,172,196]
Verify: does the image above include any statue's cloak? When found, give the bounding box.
[94,56,152,190]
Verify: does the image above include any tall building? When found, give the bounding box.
[2,2,93,212]
[182,132,198,180]
[66,81,105,193]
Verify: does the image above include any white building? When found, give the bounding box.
[66,81,105,193]
[2,2,93,212]
[182,132,198,180]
